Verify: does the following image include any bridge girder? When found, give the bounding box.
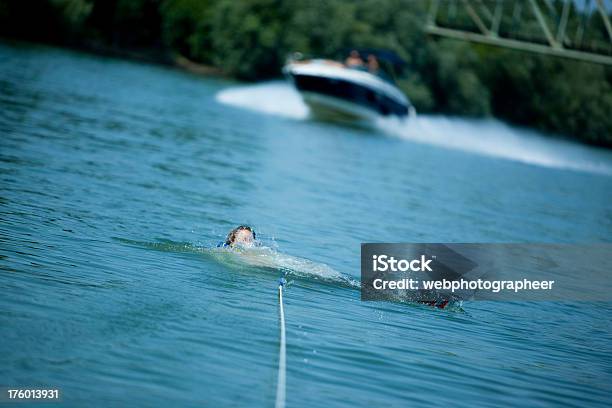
[426,0,612,65]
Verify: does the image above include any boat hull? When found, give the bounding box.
[284,60,413,120]
[291,72,409,118]
[301,91,380,121]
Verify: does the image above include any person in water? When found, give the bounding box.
[218,225,256,248]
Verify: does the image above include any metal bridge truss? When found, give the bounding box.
[426,0,612,65]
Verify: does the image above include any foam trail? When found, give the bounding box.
[209,245,358,287]
[116,238,357,287]
[216,82,612,176]
[216,81,309,120]
[377,115,612,176]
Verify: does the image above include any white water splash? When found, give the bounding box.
[209,245,358,287]
[377,115,612,176]
[216,81,309,120]
[117,237,357,286]
[216,82,612,176]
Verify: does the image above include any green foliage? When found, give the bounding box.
[1,0,610,145]
[425,40,491,116]
[50,0,93,27]
[207,0,288,79]
[159,0,215,61]
[397,74,434,113]
[487,52,612,145]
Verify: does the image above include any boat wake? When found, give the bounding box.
[377,115,612,176]
[216,82,612,176]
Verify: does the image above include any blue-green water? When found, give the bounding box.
[1,42,611,407]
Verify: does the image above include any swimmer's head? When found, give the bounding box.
[225,225,256,247]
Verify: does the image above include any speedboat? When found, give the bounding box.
[283,52,415,121]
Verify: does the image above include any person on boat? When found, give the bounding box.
[367,54,380,75]
[345,50,364,69]
[218,225,256,248]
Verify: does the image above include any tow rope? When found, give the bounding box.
[275,275,287,408]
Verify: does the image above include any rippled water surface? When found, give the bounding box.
[1,42,612,407]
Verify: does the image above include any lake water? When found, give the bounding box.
[1,42,611,407]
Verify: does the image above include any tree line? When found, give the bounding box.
[1,0,611,146]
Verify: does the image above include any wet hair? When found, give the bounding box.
[225,225,256,246]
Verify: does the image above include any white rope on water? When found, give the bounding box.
[275,283,287,408]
